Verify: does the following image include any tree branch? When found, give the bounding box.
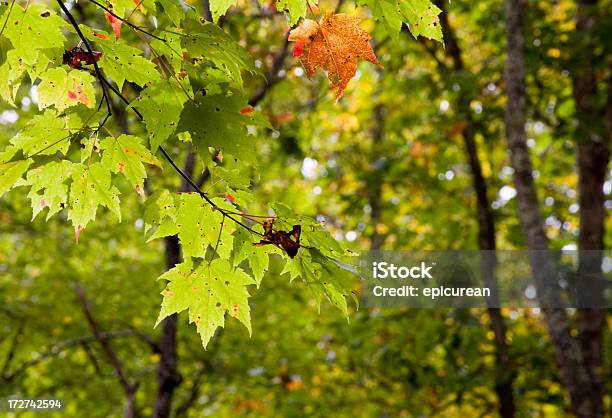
[249,34,290,106]
[1,321,24,379]
[2,329,157,382]
[75,283,138,418]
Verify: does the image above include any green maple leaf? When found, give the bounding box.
[144,190,179,241]
[178,92,270,164]
[176,194,235,259]
[0,48,57,106]
[400,0,443,42]
[208,0,237,22]
[276,0,307,25]
[81,27,161,90]
[155,0,185,26]
[0,60,22,107]
[360,0,443,42]
[0,146,18,163]
[181,18,259,88]
[0,4,65,106]
[280,257,302,282]
[99,134,161,190]
[68,163,121,231]
[0,159,32,198]
[233,227,279,287]
[206,152,257,190]
[24,160,75,221]
[10,110,82,156]
[0,4,66,65]
[365,0,404,40]
[283,250,356,315]
[37,68,97,112]
[156,258,255,348]
[133,80,189,151]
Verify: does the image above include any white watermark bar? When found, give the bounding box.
[359,251,611,308]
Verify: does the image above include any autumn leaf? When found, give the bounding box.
[289,12,381,100]
[105,12,122,40]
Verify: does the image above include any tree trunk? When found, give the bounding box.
[153,151,196,418]
[435,3,516,416]
[571,2,609,417]
[503,1,600,416]
[152,236,182,418]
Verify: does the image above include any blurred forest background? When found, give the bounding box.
[0,0,610,417]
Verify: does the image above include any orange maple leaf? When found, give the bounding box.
[289,12,381,101]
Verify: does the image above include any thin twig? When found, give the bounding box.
[0,0,16,38]
[85,0,165,41]
[56,0,112,128]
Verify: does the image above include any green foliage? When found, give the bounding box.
[133,80,189,151]
[23,160,75,221]
[175,193,235,259]
[81,27,161,89]
[156,258,254,348]
[99,134,160,190]
[361,0,443,42]
[208,0,238,22]
[206,0,307,24]
[272,203,358,313]
[0,159,31,198]
[9,110,81,156]
[37,67,97,112]
[276,0,308,25]
[0,3,66,65]
[0,0,446,351]
[3,0,612,416]
[181,17,260,88]
[67,163,122,230]
[0,4,67,104]
[155,0,185,26]
[178,91,269,163]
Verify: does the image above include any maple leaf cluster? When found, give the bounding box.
[289,12,381,101]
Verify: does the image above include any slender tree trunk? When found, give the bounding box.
[434,4,515,416]
[153,151,196,418]
[571,2,609,417]
[152,236,182,418]
[503,1,599,416]
[464,122,515,418]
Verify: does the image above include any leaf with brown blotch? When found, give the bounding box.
[289,12,381,101]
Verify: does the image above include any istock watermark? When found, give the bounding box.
[359,251,612,309]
